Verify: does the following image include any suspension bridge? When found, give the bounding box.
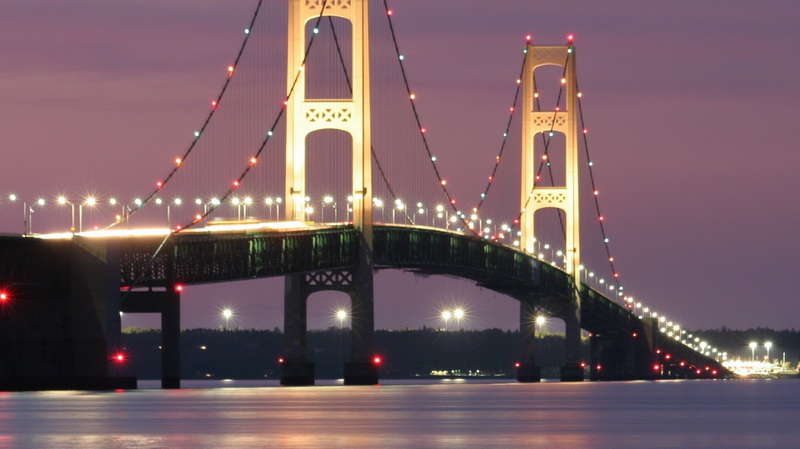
[0,0,729,390]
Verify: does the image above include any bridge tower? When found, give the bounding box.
[519,43,583,381]
[282,0,376,385]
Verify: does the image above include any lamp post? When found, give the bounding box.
[749,342,757,361]
[222,308,233,330]
[323,196,335,222]
[57,196,75,232]
[765,341,772,362]
[453,308,464,329]
[535,315,546,335]
[373,198,383,222]
[393,200,404,223]
[441,310,451,330]
[336,309,347,328]
[79,197,97,232]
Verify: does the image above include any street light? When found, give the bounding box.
[535,315,546,334]
[222,308,233,330]
[453,308,464,328]
[57,196,75,232]
[749,342,757,361]
[79,197,97,232]
[765,341,772,362]
[336,309,347,328]
[441,310,451,329]
[373,198,384,222]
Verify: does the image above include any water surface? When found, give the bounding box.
[1,379,798,448]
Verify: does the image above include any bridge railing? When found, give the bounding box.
[119,227,360,287]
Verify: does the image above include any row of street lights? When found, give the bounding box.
[748,341,773,362]
[4,191,640,332]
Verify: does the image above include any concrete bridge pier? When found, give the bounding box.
[161,287,181,389]
[343,261,378,385]
[281,273,315,386]
[589,331,636,381]
[119,287,181,389]
[516,299,541,382]
[560,302,584,382]
[280,264,378,386]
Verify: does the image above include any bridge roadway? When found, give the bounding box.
[124,222,728,381]
[0,223,729,390]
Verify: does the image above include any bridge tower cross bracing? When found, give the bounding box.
[285,0,373,239]
[520,44,583,381]
[282,0,377,386]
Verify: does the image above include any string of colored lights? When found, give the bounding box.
[120,0,335,293]
[472,39,529,212]
[381,0,476,234]
[325,16,413,225]
[175,1,336,232]
[574,69,622,291]
[105,0,266,230]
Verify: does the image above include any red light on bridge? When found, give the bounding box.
[174,284,184,293]
[695,369,702,375]
[655,349,662,354]
[278,357,285,364]
[679,361,686,367]
[0,292,8,302]
[112,352,126,364]
[711,370,719,376]
[580,362,587,368]
[595,364,602,371]
[664,354,672,360]
[567,34,574,42]
[631,332,638,338]
[514,362,521,368]
[372,356,382,366]
[652,364,661,372]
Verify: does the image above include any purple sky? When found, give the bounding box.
[1,0,799,333]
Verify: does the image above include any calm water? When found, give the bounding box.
[1,379,798,448]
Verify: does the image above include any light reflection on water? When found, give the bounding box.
[1,379,799,448]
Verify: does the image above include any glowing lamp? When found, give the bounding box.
[372,356,382,365]
[0,292,8,301]
[174,284,184,293]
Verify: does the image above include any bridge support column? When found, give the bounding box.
[281,273,315,386]
[560,303,584,382]
[516,299,540,382]
[120,288,182,389]
[343,260,377,385]
[589,332,635,381]
[161,287,181,389]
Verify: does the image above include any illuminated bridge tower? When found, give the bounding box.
[281,0,376,385]
[519,43,583,382]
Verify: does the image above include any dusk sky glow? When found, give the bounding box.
[1,0,798,332]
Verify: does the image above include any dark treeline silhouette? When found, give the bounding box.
[121,327,800,380]
[121,328,576,380]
